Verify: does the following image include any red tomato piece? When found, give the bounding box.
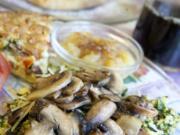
[0,53,11,91]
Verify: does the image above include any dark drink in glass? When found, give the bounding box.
[133,0,180,71]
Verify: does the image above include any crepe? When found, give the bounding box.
[0,12,55,83]
[28,0,108,10]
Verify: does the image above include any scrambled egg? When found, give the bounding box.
[62,32,135,69]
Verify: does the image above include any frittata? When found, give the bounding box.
[0,12,64,83]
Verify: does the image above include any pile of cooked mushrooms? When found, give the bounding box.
[3,71,159,135]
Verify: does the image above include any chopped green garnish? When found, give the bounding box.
[0,116,10,135]
[17,120,31,135]
[154,97,167,111]
[143,97,180,135]
[3,37,23,49]
[121,89,128,97]
[8,98,29,112]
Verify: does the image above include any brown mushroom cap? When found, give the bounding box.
[106,72,124,94]
[89,130,104,135]
[55,95,74,104]
[86,99,117,124]
[117,115,142,135]
[62,77,84,96]
[58,96,91,111]
[104,119,124,135]
[24,120,54,135]
[27,71,72,100]
[74,70,110,83]
[123,96,158,117]
[99,94,121,102]
[40,104,74,135]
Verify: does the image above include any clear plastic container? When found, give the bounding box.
[51,21,143,76]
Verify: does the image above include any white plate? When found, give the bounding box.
[0,0,144,24]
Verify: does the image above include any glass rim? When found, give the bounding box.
[51,21,144,72]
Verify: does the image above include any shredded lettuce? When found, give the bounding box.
[17,120,31,135]
[0,116,10,135]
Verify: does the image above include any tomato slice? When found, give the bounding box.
[0,53,11,91]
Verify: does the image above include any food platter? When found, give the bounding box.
[0,10,179,135]
[0,0,144,24]
[0,57,180,135]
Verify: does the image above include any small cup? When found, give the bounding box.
[51,21,143,76]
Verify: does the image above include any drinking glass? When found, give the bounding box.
[133,0,180,72]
